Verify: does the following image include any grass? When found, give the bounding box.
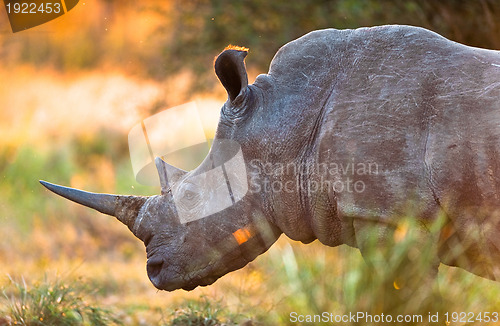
[1,276,121,326]
[163,295,251,326]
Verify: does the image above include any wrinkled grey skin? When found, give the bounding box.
[41,25,500,294]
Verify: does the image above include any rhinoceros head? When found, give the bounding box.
[40,47,283,291]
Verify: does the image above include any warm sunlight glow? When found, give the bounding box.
[224,44,249,52]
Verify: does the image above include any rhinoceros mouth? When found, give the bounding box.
[147,257,219,291]
[150,273,218,292]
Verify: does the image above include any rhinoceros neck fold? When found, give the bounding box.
[39,181,147,229]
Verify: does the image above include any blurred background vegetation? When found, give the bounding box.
[0,0,500,325]
[1,1,499,90]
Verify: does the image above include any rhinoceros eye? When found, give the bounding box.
[178,183,201,210]
[184,190,195,200]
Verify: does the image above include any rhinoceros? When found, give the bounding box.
[41,25,500,304]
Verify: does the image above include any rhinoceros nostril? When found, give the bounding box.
[147,258,164,280]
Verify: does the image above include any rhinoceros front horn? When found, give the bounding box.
[39,180,147,232]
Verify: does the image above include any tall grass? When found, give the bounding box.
[262,232,500,325]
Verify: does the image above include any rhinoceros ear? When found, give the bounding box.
[215,46,249,103]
